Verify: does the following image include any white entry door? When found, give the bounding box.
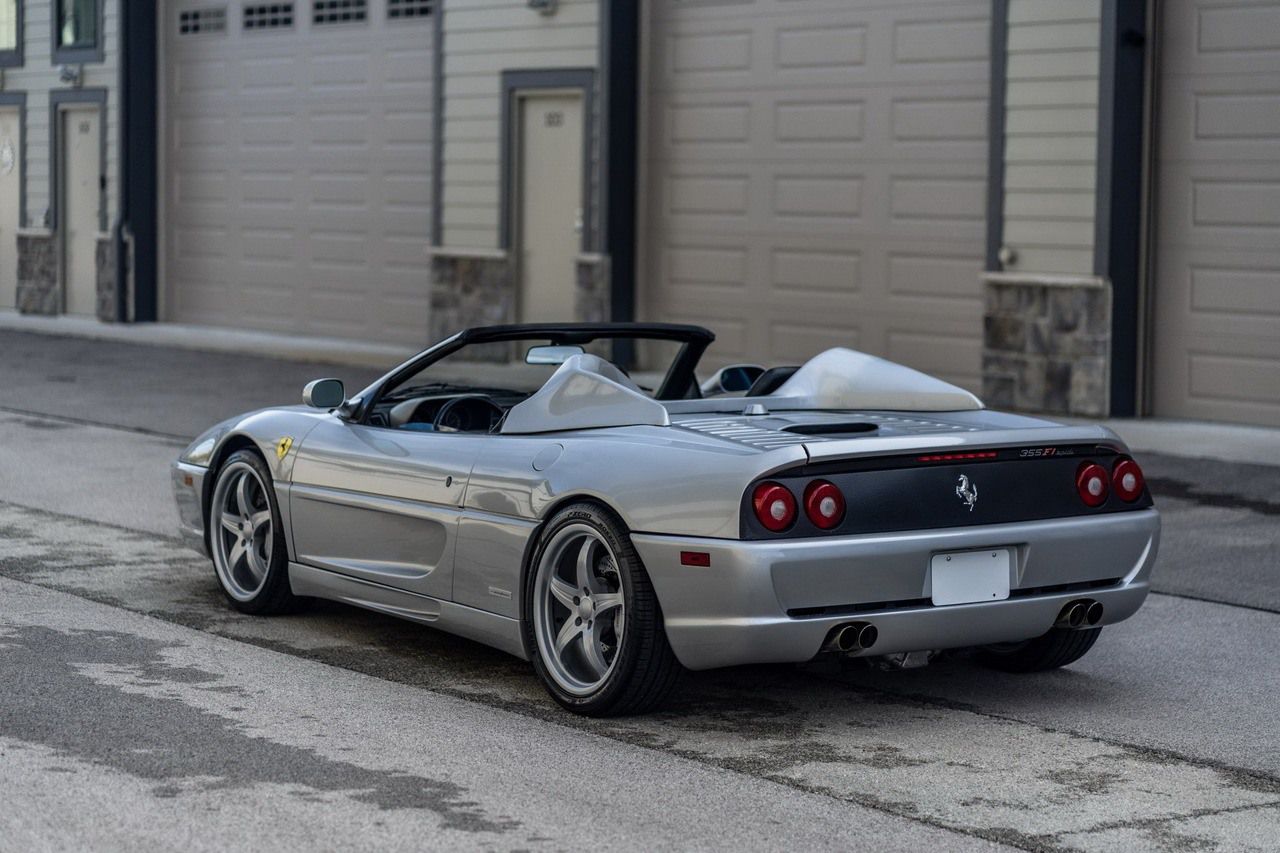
[62,106,101,316]
[0,108,19,309]
[517,93,584,323]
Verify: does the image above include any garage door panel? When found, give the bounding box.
[1160,1,1280,74]
[1188,263,1280,318]
[1158,164,1280,253]
[887,251,985,302]
[654,87,988,166]
[164,3,432,344]
[1158,252,1280,332]
[1192,179,1280,230]
[652,4,987,93]
[771,248,860,296]
[769,322,864,363]
[1158,75,1280,163]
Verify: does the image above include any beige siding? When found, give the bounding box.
[3,0,120,229]
[1000,0,1100,275]
[439,0,599,249]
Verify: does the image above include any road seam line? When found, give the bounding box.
[0,404,192,444]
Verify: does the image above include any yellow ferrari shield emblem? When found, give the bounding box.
[275,436,293,461]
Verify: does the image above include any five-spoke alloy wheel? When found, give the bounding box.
[526,503,681,716]
[208,450,297,614]
[533,524,627,695]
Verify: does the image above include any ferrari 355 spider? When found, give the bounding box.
[173,323,1159,715]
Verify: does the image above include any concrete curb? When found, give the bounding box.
[0,310,417,370]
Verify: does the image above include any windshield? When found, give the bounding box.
[360,329,708,432]
[382,337,676,401]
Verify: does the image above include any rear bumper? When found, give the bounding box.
[632,509,1159,670]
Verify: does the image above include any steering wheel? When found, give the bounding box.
[432,395,505,433]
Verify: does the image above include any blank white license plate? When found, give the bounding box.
[931,549,1012,606]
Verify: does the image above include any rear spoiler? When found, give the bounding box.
[801,425,1126,466]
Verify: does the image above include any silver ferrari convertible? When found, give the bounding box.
[173,323,1160,715]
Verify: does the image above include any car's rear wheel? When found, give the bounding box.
[208,449,298,615]
[526,503,681,716]
[976,626,1101,672]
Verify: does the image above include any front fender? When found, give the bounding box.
[181,406,329,483]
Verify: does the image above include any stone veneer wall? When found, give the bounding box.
[982,274,1111,417]
[96,237,117,322]
[430,251,613,352]
[16,231,58,315]
[15,232,119,319]
[430,253,514,362]
[430,253,514,337]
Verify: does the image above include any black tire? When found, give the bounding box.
[207,449,300,615]
[524,502,682,716]
[976,626,1101,673]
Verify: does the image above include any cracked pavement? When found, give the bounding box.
[1,329,1278,851]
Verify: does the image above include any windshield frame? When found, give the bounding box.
[343,323,715,425]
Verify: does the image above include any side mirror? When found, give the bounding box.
[526,344,585,365]
[303,378,345,409]
[699,364,766,396]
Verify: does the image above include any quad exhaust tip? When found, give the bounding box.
[1056,599,1104,630]
[1085,600,1104,626]
[828,622,878,654]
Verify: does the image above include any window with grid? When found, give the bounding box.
[179,7,227,34]
[387,0,431,20]
[243,2,293,30]
[313,0,365,25]
[0,0,18,56]
[57,0,98,50]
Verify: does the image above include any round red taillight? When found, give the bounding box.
[803,480,846,530]
[1076,462,1110,508]
[752,482,797,532]
[1112,458,1145,502]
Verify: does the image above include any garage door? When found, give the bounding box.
[1152,1,1280,426]
[162,0,434,344]
[641,0,990,389]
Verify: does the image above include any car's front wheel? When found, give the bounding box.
[208,449,298,615]
[526,503,681,716]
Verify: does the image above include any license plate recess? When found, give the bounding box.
[931,549,1011,606]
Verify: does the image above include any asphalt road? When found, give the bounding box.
[2,329,1278,852]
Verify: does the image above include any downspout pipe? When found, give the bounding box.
[116,0,157,322]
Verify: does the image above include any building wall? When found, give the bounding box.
[2,0,120,318]
[983,0,1110,417]
[999,0,1100,276]
[3,0,120,230]
[438,0,600,251]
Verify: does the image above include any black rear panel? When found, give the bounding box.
[741,444,1153,540]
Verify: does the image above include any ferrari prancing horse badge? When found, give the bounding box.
[275,436,293,460]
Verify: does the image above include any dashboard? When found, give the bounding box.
[368,393,519,433]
